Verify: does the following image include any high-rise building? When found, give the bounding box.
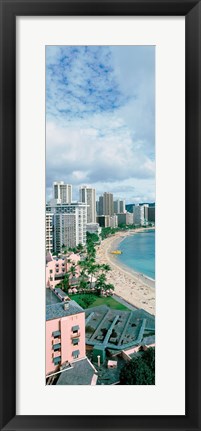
[143,204,149,224]
[98,196,104,215]
[125,204,135,213]
[117,212,134,226]
[46,212,53,253]
[148,206,155,222]
[119,199,126,213]
[133,205,145,226]
[103,192,114,216]
[53,181,72,204]
[79,186,96,223]
[97,215,110,228]
[114,199,125,214]
[47,203,87,253]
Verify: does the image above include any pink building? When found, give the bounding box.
[46,252,81,289]
[46,288,86,376]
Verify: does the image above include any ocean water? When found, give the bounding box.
[116,230,155,280]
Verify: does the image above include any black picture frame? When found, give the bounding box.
[0,0,201,430]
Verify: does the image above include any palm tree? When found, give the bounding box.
[96,273,107,292]
[101,263,111,273]
[77,243,84,252]
[61,272,70,292]
[69,264,77,286]
[86,261,100,290]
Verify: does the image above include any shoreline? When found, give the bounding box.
[96,228,155,315]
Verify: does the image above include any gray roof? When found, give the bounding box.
[46,299,84,321]
[56,358,96,385]
[46,289,61,306]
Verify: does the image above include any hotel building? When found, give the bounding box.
[47,202,87,253]
[46,289,86,376]
[114,199,126,214]
[103,192,114,216]
[53,181,72,204]
[133,205,146,226]
[79,186,96,223]
[46,212,53,253]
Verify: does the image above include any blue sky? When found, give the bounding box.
[46,46,155,203]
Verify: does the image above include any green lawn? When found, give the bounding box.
[69,293,130,311]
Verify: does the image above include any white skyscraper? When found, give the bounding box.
[53,181,72,204]
[49,203,87,253]
[114,199,126,214]
[79,186,96,223]
[133,205,148,226]
[46,212,53,253]
[103,192,114,216]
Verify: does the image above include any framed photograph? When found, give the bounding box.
[0,1,200,430]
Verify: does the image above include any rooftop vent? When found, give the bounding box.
[63,302,69,311]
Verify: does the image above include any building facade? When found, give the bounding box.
[97,196,104,215]
[46,289,86,375]
[53,181,72,204]
[117,212,134,226]
[47,203,87,253]
[79,186,96,223]
[103,192,114,216]
[148,206,155,222]
[46,212,53,253]
[114,199,126,214]
[46,252,81,289]
[133,205,145,226]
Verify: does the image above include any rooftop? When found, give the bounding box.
[85,305,155,350]
[46,289,84,321]
[46,288,61,306]
[56,358,96,385]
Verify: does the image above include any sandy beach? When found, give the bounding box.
[96,228,155,315]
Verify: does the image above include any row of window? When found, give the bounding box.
[53,349,80,365]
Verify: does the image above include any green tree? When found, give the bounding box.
[120,349,155,385]
[60,272,70,292]
[96,273,107,292]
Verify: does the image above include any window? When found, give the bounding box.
[72,338,79,346]
[53,343,61,351]
[50,269,53,274]
[52,330,61,338]
[53,356,61,365]
[72,325,79,333]
[72,350,80,359]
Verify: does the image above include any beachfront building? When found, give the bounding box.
[97,215,110,227]
[46,251,81,289]
[46,202,87,253]
[117,212,134,226]
[109,215,118,228]
[125,204,135,213]
[46,212,53,253]
[53,181,72,204]
[97,214,118,228]
[103,192,114,216]
[97,196,104,215]
[114,199,126,214]
[79,186,96,223]
[46,288,86,376]
[133,205,148,226]
[86,222,101,236]
[148,206,155,223]
[97,193,114,216]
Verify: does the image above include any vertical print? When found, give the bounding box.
[45,46,155,385]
